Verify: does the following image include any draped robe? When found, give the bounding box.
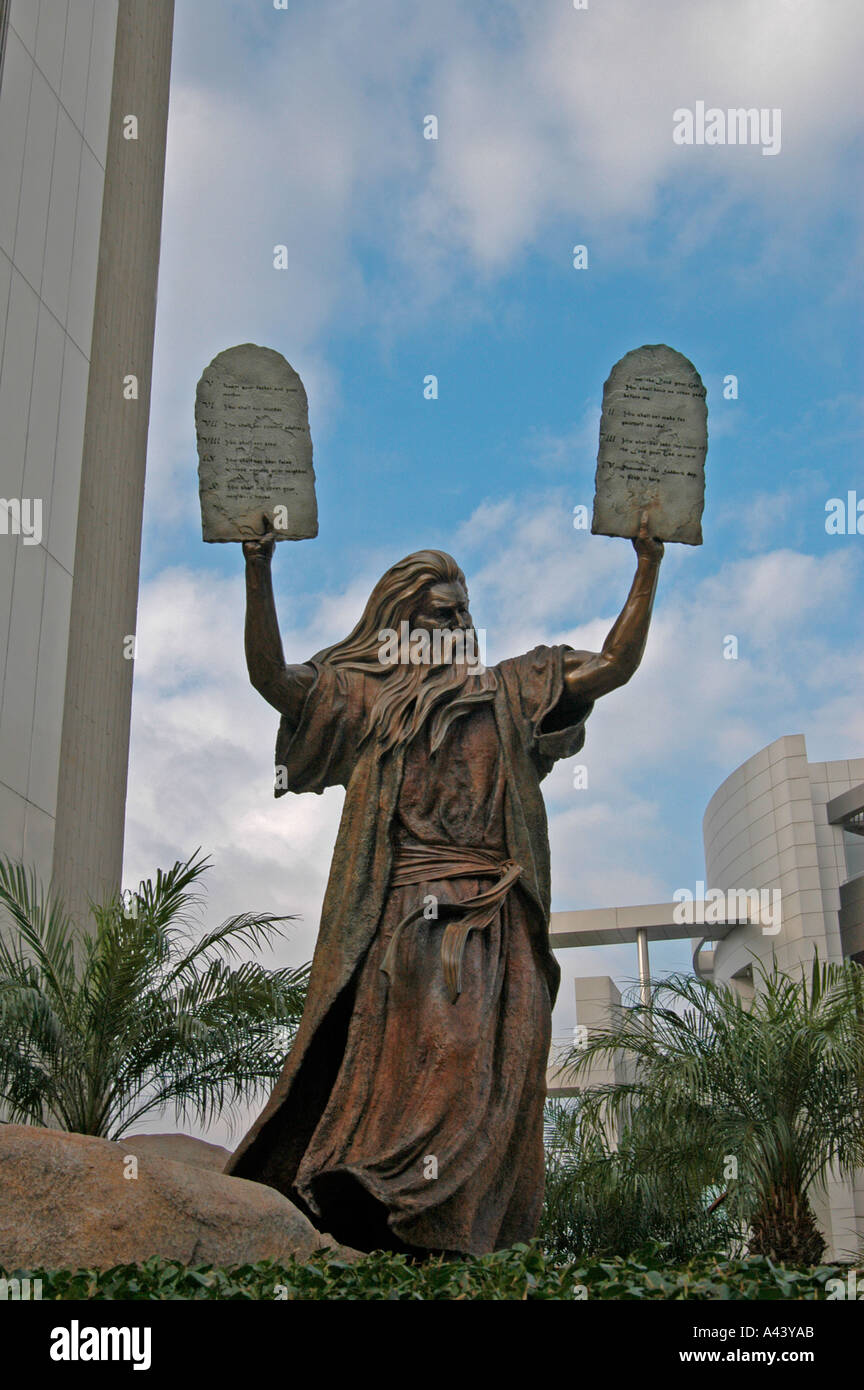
[225,644,592,1254]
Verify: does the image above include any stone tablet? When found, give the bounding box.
[196,344,318,543]
[592,344,707,546]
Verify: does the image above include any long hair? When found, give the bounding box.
[313,550,465,667]
[312,550,494,753]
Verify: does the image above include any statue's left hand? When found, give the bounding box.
[632,511,664,563]
[242,514,278,564]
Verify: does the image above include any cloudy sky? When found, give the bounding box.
[124,0,864,1144]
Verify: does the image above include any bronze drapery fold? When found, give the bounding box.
[381,842,523,1001]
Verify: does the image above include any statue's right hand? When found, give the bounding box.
[242,515,277,563]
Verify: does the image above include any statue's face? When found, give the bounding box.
[412,581,473,635]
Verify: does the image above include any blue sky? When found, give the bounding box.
[124,0,863,1141]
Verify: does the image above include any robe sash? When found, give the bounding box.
[381,842,523,1002]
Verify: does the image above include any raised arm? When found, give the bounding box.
[243,526,314,720]
[561,513,664,707]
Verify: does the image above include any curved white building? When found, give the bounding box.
[704,735,864,991]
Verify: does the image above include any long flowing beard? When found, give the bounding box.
[363,641,496,754]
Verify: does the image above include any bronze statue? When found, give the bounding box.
[225,517,663,1255]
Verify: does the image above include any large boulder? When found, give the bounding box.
[118,1132,231,1172]
[0,1124,354,1271]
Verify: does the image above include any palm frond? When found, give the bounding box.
[0,853,309,1141]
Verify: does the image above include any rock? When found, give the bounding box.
[0,1125,355,1271]
[118,1132,231,1172]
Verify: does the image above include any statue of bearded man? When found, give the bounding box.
[225,519,663,1255]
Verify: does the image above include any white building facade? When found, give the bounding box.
[704,735,864,986]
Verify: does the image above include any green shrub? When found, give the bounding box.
[0,1247,850,1301]
[541,1097,742,1263]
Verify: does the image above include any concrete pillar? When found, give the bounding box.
[52,1,174,922]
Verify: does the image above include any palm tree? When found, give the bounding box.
[541,1095,742,1262]
[560,958,864,1265]
[0,852,309,1140]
